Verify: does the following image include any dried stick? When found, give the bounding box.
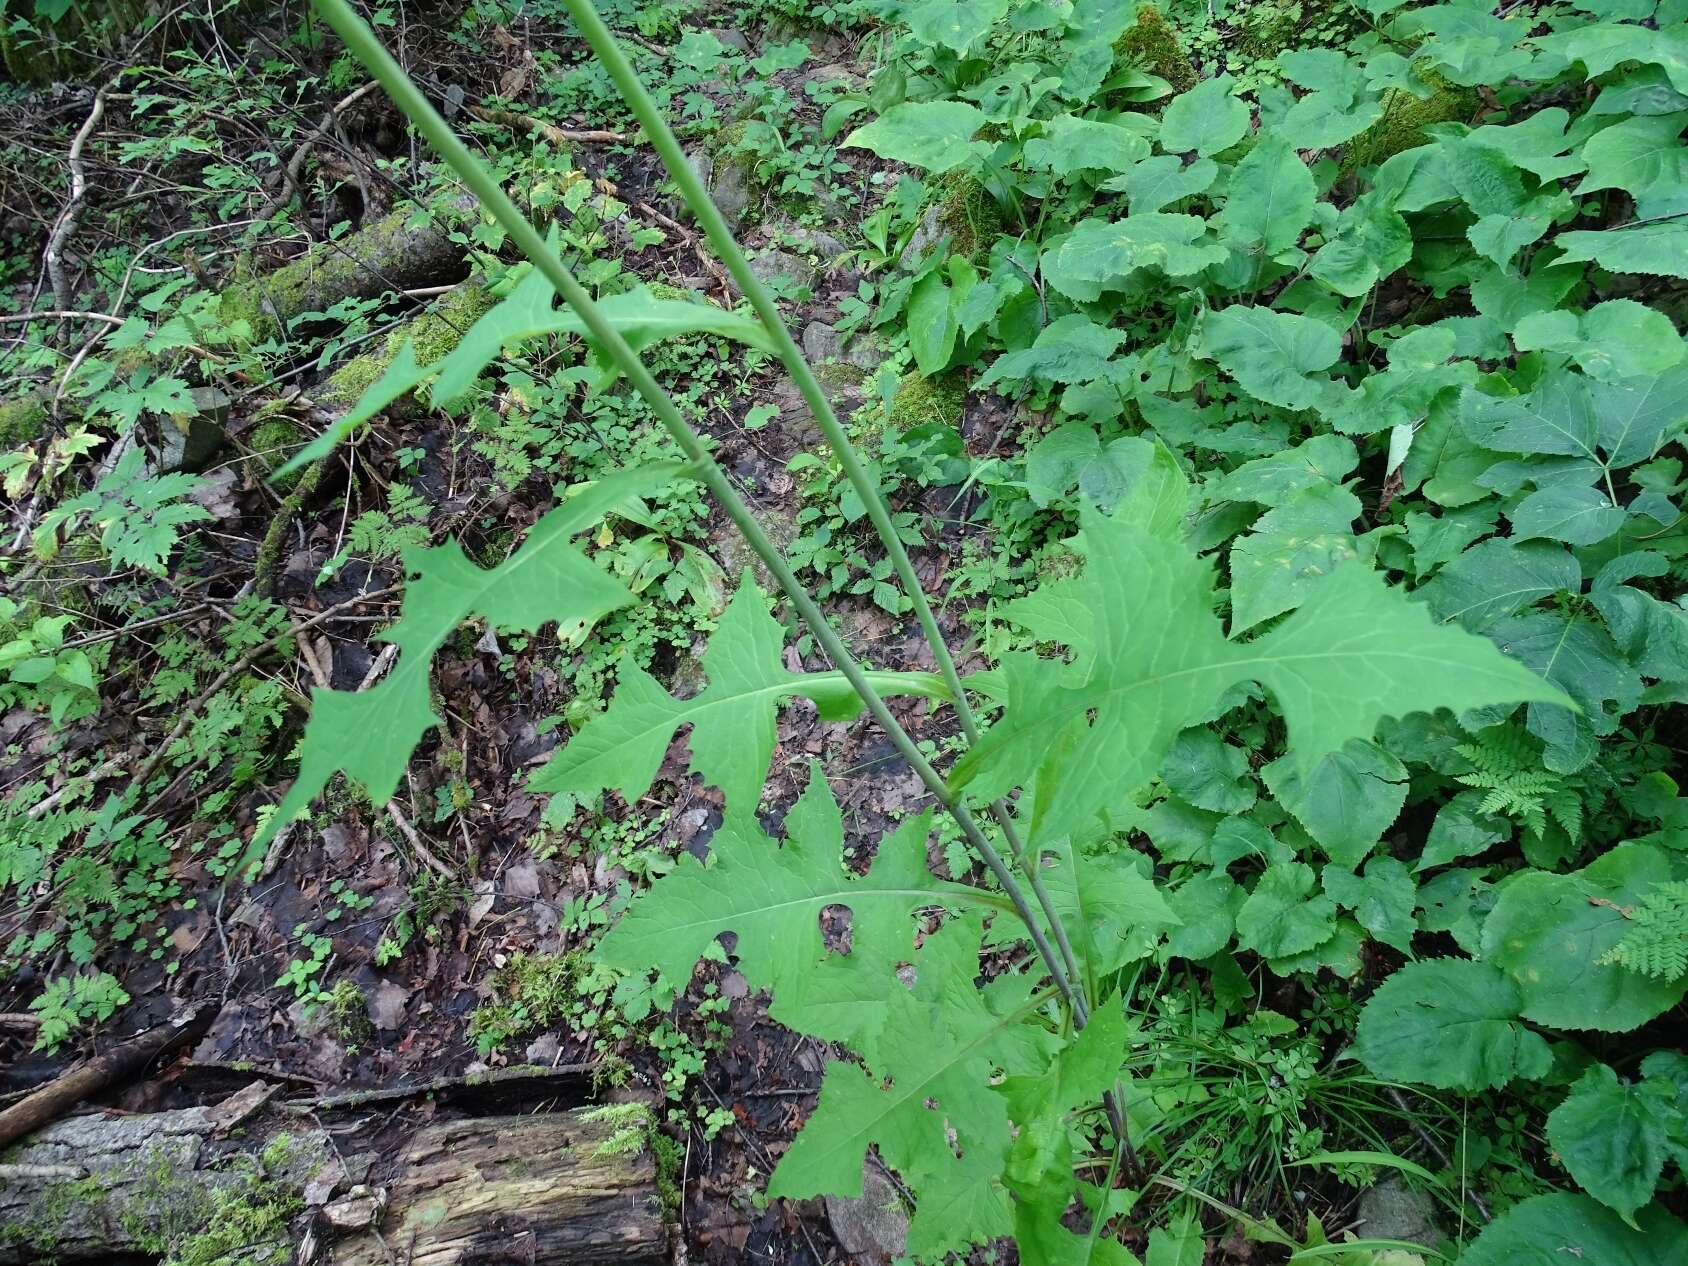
[43,82,114,313]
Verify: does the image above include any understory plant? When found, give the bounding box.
[267,0,1688,1261]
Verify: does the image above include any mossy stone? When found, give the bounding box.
[888,372,965,432]
[1114,4,1198,95]
[933,171,1004,262]
[319,279,496,410]
[0,391,46,447]
[245,417,306,491]
[1342,69,1480,171]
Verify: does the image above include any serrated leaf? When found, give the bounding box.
[1354,958,1553,1090]
[1574,112,1688,200]
[254,468,677,855]
[1323,855,1417,954]
[1459,1194,1688,1266]
[1508,482,1627,545]
[955,512,1567,844]
[1263,740,1408,868]
[529,577,949,819]
[1416,537,1581,631]
[596,768,983,1052]
[1546,1063,1680,1222]
[1236,862,1338,958]
[1513,300,1686,381]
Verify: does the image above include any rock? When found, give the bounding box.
[708,26,752,52]
[1356,1177,1443,1249]
[802,319,845,364]
[824,1164,908,1262]
[897,206,946,268]
[709,155,756,231]
[746,247,816,293]
[778,222,847,260]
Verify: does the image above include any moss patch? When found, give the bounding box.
[1342,70,1479,171]
[1114,5,1197,95]
[580,1102,682,1216]
[244,416,306,491]
[0,391,46,447]
[932,171,1004,262]
[888,372,965,432]
[319,279,495,409]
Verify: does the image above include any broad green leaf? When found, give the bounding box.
[1024,113,1152,176]
[1508,482,1627,545]
[1001,1001,1130,1203]
[1488,612,1638,771]
[1024,427,1157,512]
[1534,24,1688,96]
[1228,484,1361,633]
[1213,434,1358,504]
[1161,727,1256,814]
[906,0,1008,51]
[1419,790,1509,870]
[955,513,1566,844]
[1592,367,1688,467]
[1322,856,1418,954]
[1555,222,1688,279]
[908,268,959,375]
[1216,134,1315,256]
[281,271,772,473]
[979,315,1125,388]
[1145,1211,1204,1266]
[1273,48,1384,148]
[595,769,982,1052]
[1460,1194,1688,1266]
[1575,112,1688,200]
[1100,155,1218,213]
[1236,862,1338,958]
[1513,300,1687,381]
[1459,372,1600,460]
[257,467,678,853]
[1165,871,1244,959]
[1482,842,1688,1030]
[1416,538,1581,631]
[1197,307,1345,414]
[1159,75,1249,156]
[1263,740,1408,869]
[1309,191,1413,296]
[1546,1063,1680,1222]
[528,577,949,820]
[1354,958,1552,1090]
[1041,214,1226,302]
[844,101,988,172]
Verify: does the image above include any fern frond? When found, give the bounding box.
[1598,881,1688,981]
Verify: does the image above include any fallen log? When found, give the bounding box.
[219,196,475,343]
[0,1080,670,1265]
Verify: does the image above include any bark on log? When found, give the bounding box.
[0,1101,667,1266]
[328,1111,667,1266]
[220,196,474,342]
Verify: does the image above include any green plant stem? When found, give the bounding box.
[306,0,1086,1017]
[553,0,1087,1005]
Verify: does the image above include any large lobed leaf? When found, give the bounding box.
[528,576,950,821]
[952,508,1568,845]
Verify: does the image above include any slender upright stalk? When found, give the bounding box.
[555,0,1088,1001]
[308,0,1084,1013]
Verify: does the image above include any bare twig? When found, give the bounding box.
[43,82,115,313]
[467,104,625,145]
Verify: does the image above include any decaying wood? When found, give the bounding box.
[0,1072,666,1266]
[0,1002,216,1150]
[328,1111,667,1266]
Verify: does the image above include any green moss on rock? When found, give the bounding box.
[1114,4,1197,95]
[319,279,495,409]
[1342,70,1479,171]
[244,416,306,491]
[933,171,1004,262]
[0,391,46,447]
[888,372,965,431]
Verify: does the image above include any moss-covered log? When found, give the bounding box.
[0,1102,667,1266]
[220,197,476,343]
